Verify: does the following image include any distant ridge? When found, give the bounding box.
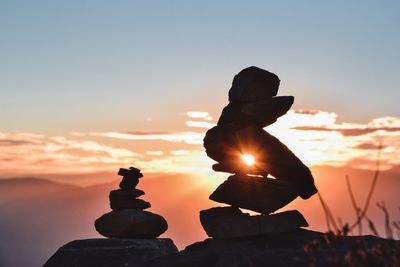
[0,177,78,187]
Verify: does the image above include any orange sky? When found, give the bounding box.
[1,108,399,178]
[1,107,399,242]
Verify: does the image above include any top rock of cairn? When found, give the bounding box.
[217,66,294,129]
[201,67,318,238]
[229,66,280,102]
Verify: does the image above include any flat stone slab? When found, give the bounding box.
[44,238,178,267]
[109,189,148,210]
[110,197,151,210]
[110,188,145,199]
[200,207,308,239]
[210,174,298,214]
[240,96,294,126]
[217,96,293,128]
[95,209,168,238]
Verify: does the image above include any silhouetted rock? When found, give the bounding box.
[118,167,143,178]
[129,166,141,173]
[119,176,140,189]
[201,206,243,220]
[117,167,143,189]
[110,197,151,210]
[95,209,168,238]
[204,126,317,199]
[146,229,400,267]
[110,188,145,199]
[44,238,178,267]
[209,174,298,214]
[118,168,143,189]
[44,167,177,266]
[228,66,280,102]
[217,96,294,128]
[200,207,308,238]
[109,189,146,210]
[95,166,170,241]
[240,96,294,124]
[212,162,269,176]
[201,67,318,240]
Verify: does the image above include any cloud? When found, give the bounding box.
[293,109,321,115]
[186,111,213,121]
[134,150,215,175]
[76,110,400,171]
[1,109,400,177]
[292,116,400,136]
[353,143,387,150]
[89,131,205,145]
[293,126,400,136]
[268,111,400,169]
[0,140,36,146]
[0,131,137,176]
[146,150,164,156]
[185,111,215,129]
[185,121,216,129]
[170,150,190,156]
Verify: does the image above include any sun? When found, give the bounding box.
[241,154,255,166]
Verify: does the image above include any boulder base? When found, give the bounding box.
[200,207,308,238]
[146,229,400,267]
[44,238,178,267]
[95,209,167,238]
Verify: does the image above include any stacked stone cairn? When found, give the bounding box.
[95,167,168,238]
[200,66,319,239]
[45,167,178,266]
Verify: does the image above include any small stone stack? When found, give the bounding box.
[200,66,318,239]
[95,167,168,238]
[45,167,178,266]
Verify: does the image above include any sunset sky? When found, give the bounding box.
[0,1,400,255]
[1,1,399,176]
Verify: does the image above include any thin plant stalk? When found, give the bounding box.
[348,142,382,232]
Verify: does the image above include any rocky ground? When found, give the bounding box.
[146,229,399,267]
[45,229,399,267]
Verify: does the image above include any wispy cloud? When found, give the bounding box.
[1,109,400,177]
[146,150,164,156]
[134,150,214,174]
[268,111,400,169]
[185,121,216,129]
[170,150,190,156]
[89,131,204,144]
[0,131,137,176]
[185,111,216,129]
[293,116,400,136]
[186,111,213,121]
[353,143,387,150]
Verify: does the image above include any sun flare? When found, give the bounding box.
[241,154,255,166]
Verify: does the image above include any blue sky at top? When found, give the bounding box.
[1,1,399,134]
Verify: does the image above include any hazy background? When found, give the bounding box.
[1,1,399,266]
